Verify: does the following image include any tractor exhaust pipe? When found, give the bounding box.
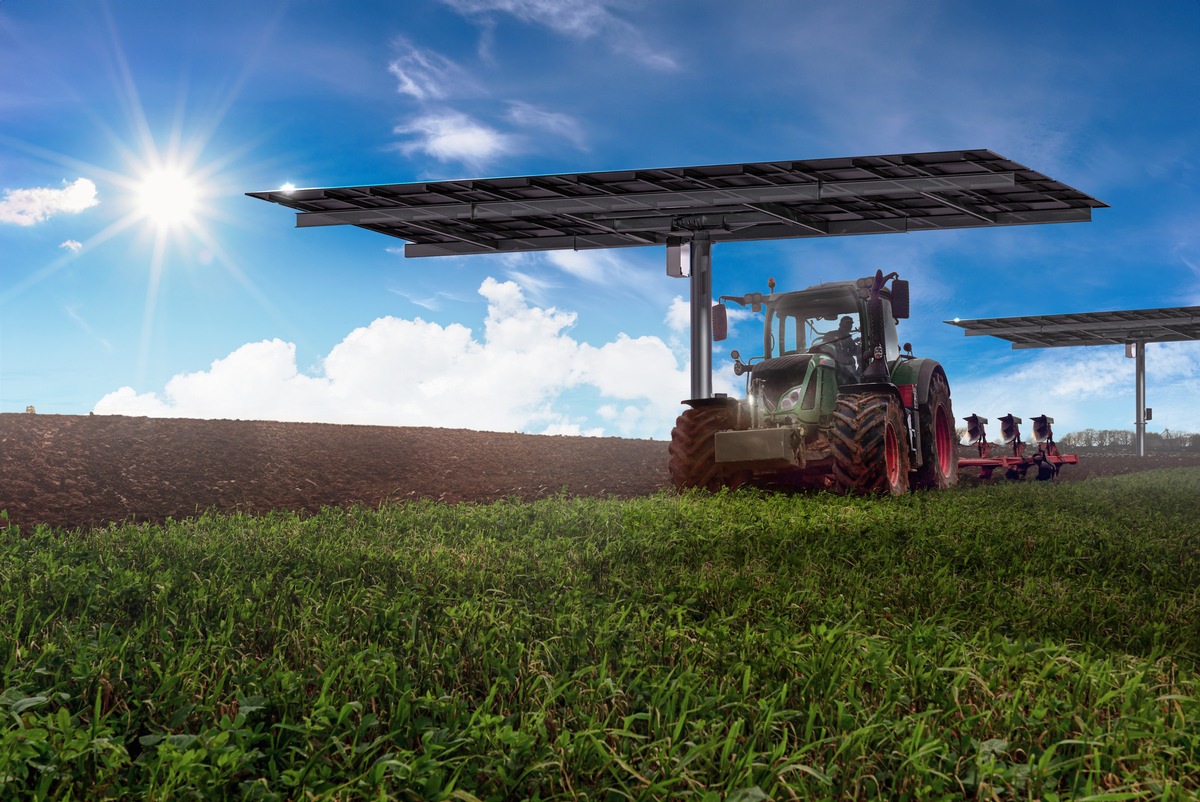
[862,269,893,381]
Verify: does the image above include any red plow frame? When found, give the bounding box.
[958,414,1079,480]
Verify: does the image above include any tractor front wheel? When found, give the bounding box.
[829,392,911,495]
[668,405,747,492]
[912,370,958,490]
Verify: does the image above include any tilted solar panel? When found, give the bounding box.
[248,149,1107,258]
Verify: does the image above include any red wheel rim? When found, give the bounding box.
[885,421,901,488]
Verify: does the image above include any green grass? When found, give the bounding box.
[2,469,1199,800]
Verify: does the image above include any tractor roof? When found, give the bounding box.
[768,281,861,318]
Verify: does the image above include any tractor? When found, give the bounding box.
[668,270,957,495]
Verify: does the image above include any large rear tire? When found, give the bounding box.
[912,370,958,490]
[829,392,911,495]
[668,406,747,492]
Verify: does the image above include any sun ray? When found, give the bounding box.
[137,229,169,385]
[0,211,143,305]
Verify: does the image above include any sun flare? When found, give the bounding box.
[137,168,198,228]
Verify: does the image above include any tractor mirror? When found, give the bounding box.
[712,303,728,341]
[891,279,910,319]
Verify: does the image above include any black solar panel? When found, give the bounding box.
[248,149,1107,258]
[946,306,1200,348]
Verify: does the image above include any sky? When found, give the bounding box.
[2,0,1199,441]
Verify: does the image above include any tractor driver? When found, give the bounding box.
[817,315,860,376]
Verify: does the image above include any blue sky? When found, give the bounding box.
[2,0,1199,440]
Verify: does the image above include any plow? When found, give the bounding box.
[958,413,1078,480]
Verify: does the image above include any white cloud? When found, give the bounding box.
[95,277,692,439]
[385,34,588,171]
[506,101,587,150]
[665,296,689,335]
[1173,235,1200,305]
[502,267,559,304]
[388,38,480,101]
[440,0,677,70]
[541,420,605,437]
[0,178,98,226]
[59,239,83,253]
[394,111,514,168]
[949,342,1200,437]
[386,284,472,312]
[544,249,651,289]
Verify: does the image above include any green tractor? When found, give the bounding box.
[669,270,957,495]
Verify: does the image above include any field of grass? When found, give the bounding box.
[3,469,1199,800]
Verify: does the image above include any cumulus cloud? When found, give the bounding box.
[0,178,98,226]
[95,277,692,439]
[394,111,515,168]
[59,239,83,253]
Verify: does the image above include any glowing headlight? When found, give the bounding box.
[778,387,804,412]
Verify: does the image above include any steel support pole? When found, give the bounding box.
[689,234,712,399]
[1134,340,1146,457]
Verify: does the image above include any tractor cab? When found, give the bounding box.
[716,273,908,427]
[764,285,865,376]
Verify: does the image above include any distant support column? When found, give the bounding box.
[689,234,712,400]
[1134,340,1146,457]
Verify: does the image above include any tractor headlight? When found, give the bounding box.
[778,386,804,412]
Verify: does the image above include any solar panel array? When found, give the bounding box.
[946,306,1200,349]
[248,149,1107,258]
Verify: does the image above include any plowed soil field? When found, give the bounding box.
[4,413,1200,531]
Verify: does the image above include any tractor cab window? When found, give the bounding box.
[773,312,807,356]
[766,304,861,368]
[809,314,860,351]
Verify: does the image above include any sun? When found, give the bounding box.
[136,167,199,228]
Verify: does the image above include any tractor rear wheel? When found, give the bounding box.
[829,392,911,495]
[668,405,747,492]
[912,370,958,490]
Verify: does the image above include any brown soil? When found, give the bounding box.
[1,414,668,531]
[4,413,1199,532]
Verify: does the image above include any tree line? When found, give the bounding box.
[1058,428,1200,450]
[953,427,1200,451]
